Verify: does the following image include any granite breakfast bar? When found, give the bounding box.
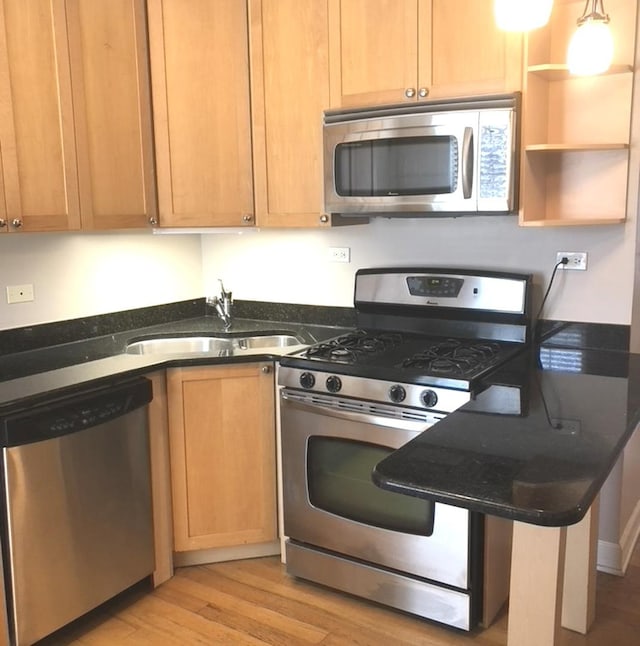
[1,301,637,645]
[373,345,640,645]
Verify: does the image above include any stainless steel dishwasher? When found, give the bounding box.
[0,377,155,646]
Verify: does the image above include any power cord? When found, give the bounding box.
[534,256,568,339]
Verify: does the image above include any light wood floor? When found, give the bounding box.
[40,540,640,646]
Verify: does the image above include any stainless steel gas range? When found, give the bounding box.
[278,267,532,631]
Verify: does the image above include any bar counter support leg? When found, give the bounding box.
[561,497,600,633]
[507,521,567,646]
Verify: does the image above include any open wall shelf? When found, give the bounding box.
[519,0,637,227]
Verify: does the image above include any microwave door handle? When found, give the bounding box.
[461,127,474,199]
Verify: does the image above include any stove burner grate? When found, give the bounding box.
[401,339,502,376]
[304,330,403,363]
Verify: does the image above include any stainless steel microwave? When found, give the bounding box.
[323,93,520,217]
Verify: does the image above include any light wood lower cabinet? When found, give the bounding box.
[147,371,174,586]
[167,363,277,553]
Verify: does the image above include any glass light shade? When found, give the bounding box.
[567,19,614,75]
[494,0,553,31]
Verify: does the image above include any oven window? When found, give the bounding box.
[307,437,435,536]
[334,136,458,197]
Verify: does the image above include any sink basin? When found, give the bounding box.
[125,333,304,355]
[233,334,303,350]
[125,336,235,355]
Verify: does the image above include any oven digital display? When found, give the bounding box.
[407,276,464,298]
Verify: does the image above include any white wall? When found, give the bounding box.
[0,208,635,332]
[202,214,635,325]
[0,232,203,330]
[598,426,640,575]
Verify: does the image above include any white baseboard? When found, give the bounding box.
[597,499,640,576]
[597,539,622,575]
[620,499,640,573]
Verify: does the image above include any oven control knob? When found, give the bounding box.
[389,385,406,403]
[326,375,342,393]
[420,389,438,408]
[299,372,316,389]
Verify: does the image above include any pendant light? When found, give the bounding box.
[567,0,614,76]
[494,0,553,31]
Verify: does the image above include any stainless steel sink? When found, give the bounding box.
[125,333,304,355]
[233,334,303,350]
[125,336,234,355]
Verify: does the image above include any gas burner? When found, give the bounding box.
[304,330,403,364]
[401,339,502,376]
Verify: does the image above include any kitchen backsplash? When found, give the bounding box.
[0,210,636,332]
[202,215,635,326]
[0,232,202,331]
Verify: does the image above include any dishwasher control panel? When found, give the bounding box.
[0,377,152,447]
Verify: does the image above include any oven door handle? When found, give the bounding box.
[280,390,441,434]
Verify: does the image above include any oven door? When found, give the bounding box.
[280,389,472,590]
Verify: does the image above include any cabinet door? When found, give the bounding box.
[330,0,521,108]
[167,363,277,552]
[250,0,332,227]
[329,0,421,107]
[426,0,522,99]
[66,0,157,230]
[146,371,174,586]
[148,0,254,228]
[0,0,80,232]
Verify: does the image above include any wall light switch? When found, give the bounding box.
[6,284,34,304]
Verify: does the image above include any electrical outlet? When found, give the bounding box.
[550,418,581,435]
[328,247,351,263]
[556,252,587,271]
[6,284,34,304]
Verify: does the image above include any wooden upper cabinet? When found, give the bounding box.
[329,0,522,108]
[0,0,155,234]
[249,0,332,228]
[148,0,255,228]
[0,0,80,233]
[428,0,522,99]
[66,0,157,230]
[329,0,422,107]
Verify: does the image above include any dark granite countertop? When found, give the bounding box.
[373,343,639,527]
[0,302,354,412]
[1,305,635,530]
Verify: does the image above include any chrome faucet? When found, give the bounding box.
[207,279,233,329]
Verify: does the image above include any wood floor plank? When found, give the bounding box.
[117,593,266,645]
[182,566,437,646]
[166,573,329,644]
[39,538,640,646]
[60,616,137,646]
[200,559,465,645]
[189,562,456,646]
